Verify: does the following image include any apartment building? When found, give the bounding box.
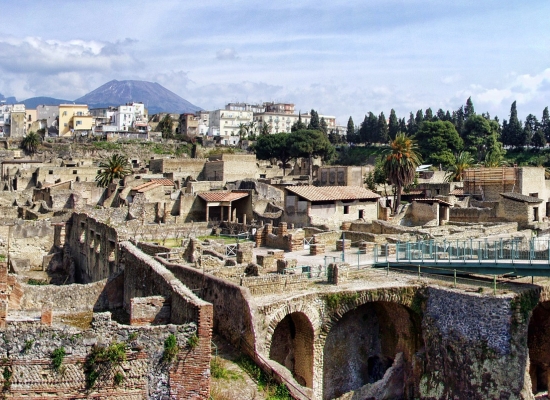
[59,104,94,136]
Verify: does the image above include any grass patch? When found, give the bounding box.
[114,371,125,385]
[163,334,179,362]
[325,292,359,310]
[84,342,127,389]
[2,366,11,390]
[92,141,121,151]
[27,278,48,286]
[23,339,34,353]
[187,334,199,349]
[51,347,66,371]
[235,355,291,400]
[211,357,242,380]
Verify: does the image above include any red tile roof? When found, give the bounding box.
[285,186,380,202]
[198,191,249,202]
[151,178,175,186]
[132,181,163,193]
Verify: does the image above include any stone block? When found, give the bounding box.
[41,304,52,326]
[268,250,285,260]
[310,243,325,255]
[336,239,352,251]
[256,255,276,271]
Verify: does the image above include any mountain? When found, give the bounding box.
[20,97,71,108]
[0,93,17,104]
[74,80,202,115]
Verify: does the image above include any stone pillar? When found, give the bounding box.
[242,214,247,225]
[0,264,7,293]
[265,224,273,235]
[279,222,287,237]
[41,304,53,326]
[327,263,339,285]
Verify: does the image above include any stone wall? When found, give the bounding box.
[420,287,530,399]
[240,274,311,296]
[450,206,499,223]
[405,201,438,225]
[154,257,256,349]
[0,313,206,399]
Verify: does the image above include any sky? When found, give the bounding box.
[1,0,550,126]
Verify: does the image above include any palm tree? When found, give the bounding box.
[95,154,133,187]
[383,133,422,213]
[21,131,40,158]
[445,151,475,182]
[246,121,257,139]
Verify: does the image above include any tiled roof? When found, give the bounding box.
[500,192,543,203]
[132,181,162,193]
[151,178,175,186]
[285,186,380,202]
[198,191,249,202]
[449,188,464,196]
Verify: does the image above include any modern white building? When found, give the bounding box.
[91,102,148,135]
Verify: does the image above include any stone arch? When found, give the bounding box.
[269,311,315,388]
[526,288,548,395]
[320,288,422,400]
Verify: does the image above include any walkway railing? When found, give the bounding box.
[374,237,550,265]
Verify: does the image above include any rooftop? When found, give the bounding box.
[500,192,543,203]
[285,186,380,202]
[198,191,249,202]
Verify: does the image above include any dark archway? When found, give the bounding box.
[269,312,314,388]
[528,301,550,394]
[323,301,421,400]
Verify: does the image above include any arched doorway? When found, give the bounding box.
[323,301,421,400]
[269,312,314,388]
[528,301,550,394]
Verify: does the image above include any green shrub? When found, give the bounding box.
[163,334,179,362]
[84,342,127,389]
[51,347,66,371]
[27,278,48,286]
[2,366,11,390]
[186,334,199,349]
[23,339,34,353]
[127,332,138,341]
[114,371,125,385]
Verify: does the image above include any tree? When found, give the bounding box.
[523,114,539,148]
[383,133,422,213]
[95,154,133,187]
[542,107,550,143]
[501,101,524,148]
[290,130,335,179]
[359,113,378,144]
[376,112,389,143]
[398,118,407,134]
[424,108,434,122]
[307,109,320,130]
[291,113,306,132]
[260,122,272,136]
[157,114,174,138]
[445,152,474,182]
[21,131,40,157]
[253,133,293,176]
[246,121,257,140]
[453,106,465,139]
[415,121,462,167]
[388,109,399,140]
[320,117,328,134]
[346,116,356,143]
[531,128,546,149]
[464,97,475,120]
[406,112,417,136]
[462,115,504,163]
[436,109,447,121]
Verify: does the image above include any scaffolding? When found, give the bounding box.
[463,167,518,199]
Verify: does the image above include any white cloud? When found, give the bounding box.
[216,48,239,61]
[0,36,137,74]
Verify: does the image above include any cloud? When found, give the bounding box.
[216,48,239,61]
[0,36,137,74]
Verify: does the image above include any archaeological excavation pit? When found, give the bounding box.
[528,300,550,394]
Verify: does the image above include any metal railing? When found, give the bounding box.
[374,238,550,265]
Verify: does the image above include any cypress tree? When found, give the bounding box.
[464,97,475,120]
[399,118,407,134]
[346,116,356,143]
[377,112,389,143]
[308,109,320,130]
[388,109,399,140]
[320,117,328,134]
[541,107,550,142]
[424,108,434,122]
[407,112,417,136]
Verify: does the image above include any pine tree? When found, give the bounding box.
[377,112,389,143]
[436,109,446,121]
[454,106,465,139]
[523,114,538,148]
[320,117,328,134]
[398,118,407,134]
[415,110,424,128]
[505,101,525,148]
[464,97,475,120]
[388,109,399,140]
[532,127,546,149]
[541,107,550,143]
[406,112,417,136]
[424,108,434,122]
[346,116,356,143]
[308,109,320,130]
